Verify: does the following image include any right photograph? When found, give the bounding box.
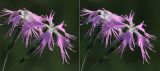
[80,0,160,71]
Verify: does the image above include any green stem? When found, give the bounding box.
[80,49,90,71]
[97,40,118,64]
[2,49,12,71]
[80,27,100,71]
[80,34,97,71]
[1,28,19,71]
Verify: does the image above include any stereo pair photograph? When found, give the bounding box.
[0,0,160,71]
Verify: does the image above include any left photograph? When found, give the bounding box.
[0,0,79,71]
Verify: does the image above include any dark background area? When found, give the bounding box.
[80,0,160,71]
[0,0,79,71]
[1,0,160,71]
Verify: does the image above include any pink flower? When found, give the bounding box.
[34,12,75,63]
[56,32,74,63]
[1,9,75,63]
[81,8,156,63]
[116,12,155,63]
[81,8,125,47]
[0,9,21,35]
[34,31,54,56]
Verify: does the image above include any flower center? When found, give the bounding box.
[98,10,112,22]
[19,10,29,20]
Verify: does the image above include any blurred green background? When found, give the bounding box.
[0,0,78,71]
[80,0,160,71]
[1,0,160,71]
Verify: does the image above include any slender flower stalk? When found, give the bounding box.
[2,49,11,71]
[1,28,19,71]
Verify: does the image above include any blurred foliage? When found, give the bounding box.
[0,0,78,71]
[80,0,160,71]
